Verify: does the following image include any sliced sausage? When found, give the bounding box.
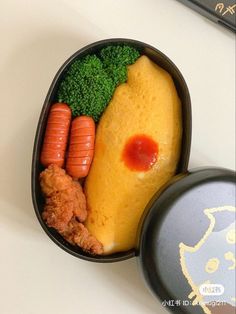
[40,103,71,167]
[66,116,95,178]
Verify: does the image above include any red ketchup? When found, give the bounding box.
[122,134,158,171]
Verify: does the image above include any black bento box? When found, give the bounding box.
[31,38,192,263]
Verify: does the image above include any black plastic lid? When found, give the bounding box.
[138,167,236,314]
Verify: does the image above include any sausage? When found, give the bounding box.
[66,116,95,178]
[40,103,71,167]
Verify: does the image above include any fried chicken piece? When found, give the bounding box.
[42,193,74,232]
[40,165,87,232]
[40,164,74,196]
[62,218,103,255]
[40,164,103,255]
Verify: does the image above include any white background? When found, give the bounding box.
[0,1,235,314]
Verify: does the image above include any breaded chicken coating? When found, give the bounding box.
[40,164,87,228]
[62,218,103,255]
[39,164,103,255]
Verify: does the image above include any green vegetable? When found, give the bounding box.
[57,55,115,121]
[100,45,140,86]
[57,45,140,121]
[100,45,140,67]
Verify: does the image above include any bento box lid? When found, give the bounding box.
[138,167,236,313]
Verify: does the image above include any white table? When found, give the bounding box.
[0,1,235,313]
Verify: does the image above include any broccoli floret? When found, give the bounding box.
[104,64,127,86]
[57,55,115,121]
[57,45,140,121]
[100,45,140,67]
[100,45,140,86]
